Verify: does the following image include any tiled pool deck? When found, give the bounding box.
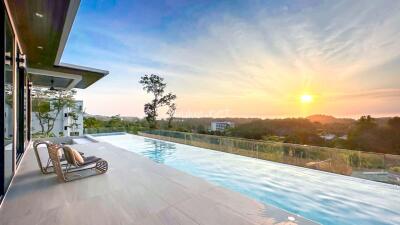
[0,141,316,225]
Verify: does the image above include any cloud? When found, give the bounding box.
[64,0,400,117]
[329,89,400,101]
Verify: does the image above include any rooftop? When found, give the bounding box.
[0,140,315,225]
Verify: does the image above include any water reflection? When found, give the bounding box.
[94,134,400,225]
[142,138,176,163]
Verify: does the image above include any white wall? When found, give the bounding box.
[31,100,84,137]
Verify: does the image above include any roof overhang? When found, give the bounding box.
[4,0,108,89]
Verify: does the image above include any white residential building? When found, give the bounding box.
[31,100,84,137]
[320,134,336,141]
[211,121,235,131]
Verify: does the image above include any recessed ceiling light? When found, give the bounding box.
[35,12,43,18]
[37,46,43,50]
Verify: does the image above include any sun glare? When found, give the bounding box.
[300,94,313,104]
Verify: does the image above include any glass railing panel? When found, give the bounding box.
[139,130,400,185]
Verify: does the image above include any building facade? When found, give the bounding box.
[0,0,108,201]
[211,121,235,131]
[31,100,84,137]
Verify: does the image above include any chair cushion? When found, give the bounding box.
[81,157,102,166]
[53,144,63,158]
[57,148,63,158]
[65,146,84,165]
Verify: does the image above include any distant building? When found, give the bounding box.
[211,121,235,131]
[320,134,336,141]
[320,134,348,141]
[339,135,348,140]
[31,100,84,137]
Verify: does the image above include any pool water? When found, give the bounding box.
[92,133,400,225]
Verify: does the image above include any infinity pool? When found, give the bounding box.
[92,133,400,225]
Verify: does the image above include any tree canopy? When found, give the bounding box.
[139,74,176,128]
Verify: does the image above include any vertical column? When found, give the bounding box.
[17,53,25,154]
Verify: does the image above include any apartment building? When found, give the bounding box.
[31,100,84,137]
[211,121,235,131]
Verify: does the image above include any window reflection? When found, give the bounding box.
[3,16,14,189]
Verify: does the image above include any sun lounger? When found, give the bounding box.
[33,140,84,174]
[47,144,108,182]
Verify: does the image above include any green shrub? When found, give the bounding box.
[389,166,400,173]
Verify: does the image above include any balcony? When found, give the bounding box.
[0,137,315,225]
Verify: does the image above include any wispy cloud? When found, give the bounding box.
[63,0,400,118]
[329,89,400,100]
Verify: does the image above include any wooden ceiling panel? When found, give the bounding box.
[5,0,108,89]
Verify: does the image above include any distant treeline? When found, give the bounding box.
[170,115,400,155]
[84,114,400,155]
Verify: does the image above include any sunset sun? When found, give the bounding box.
[300,94,313,104]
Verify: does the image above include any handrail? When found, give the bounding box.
[140,130,400,185]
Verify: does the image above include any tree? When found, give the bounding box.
[166,103,176,129]
[84,117,101,132]
[356,115,377,130]
[388,117,400,129]
[108,115,123,127]
[139,74,176,128]
[388,117,400,154]
[32,88,76,136]
[347,115,383,152]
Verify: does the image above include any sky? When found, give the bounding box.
[61,0,400,119]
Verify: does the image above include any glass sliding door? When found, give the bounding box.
[24,73,29,147]
[1,0,30,199]
[3,14,14,191]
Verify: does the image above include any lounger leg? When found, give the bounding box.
[45,158,52,172]
[65,164,71,174]
[95,160,108,174]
